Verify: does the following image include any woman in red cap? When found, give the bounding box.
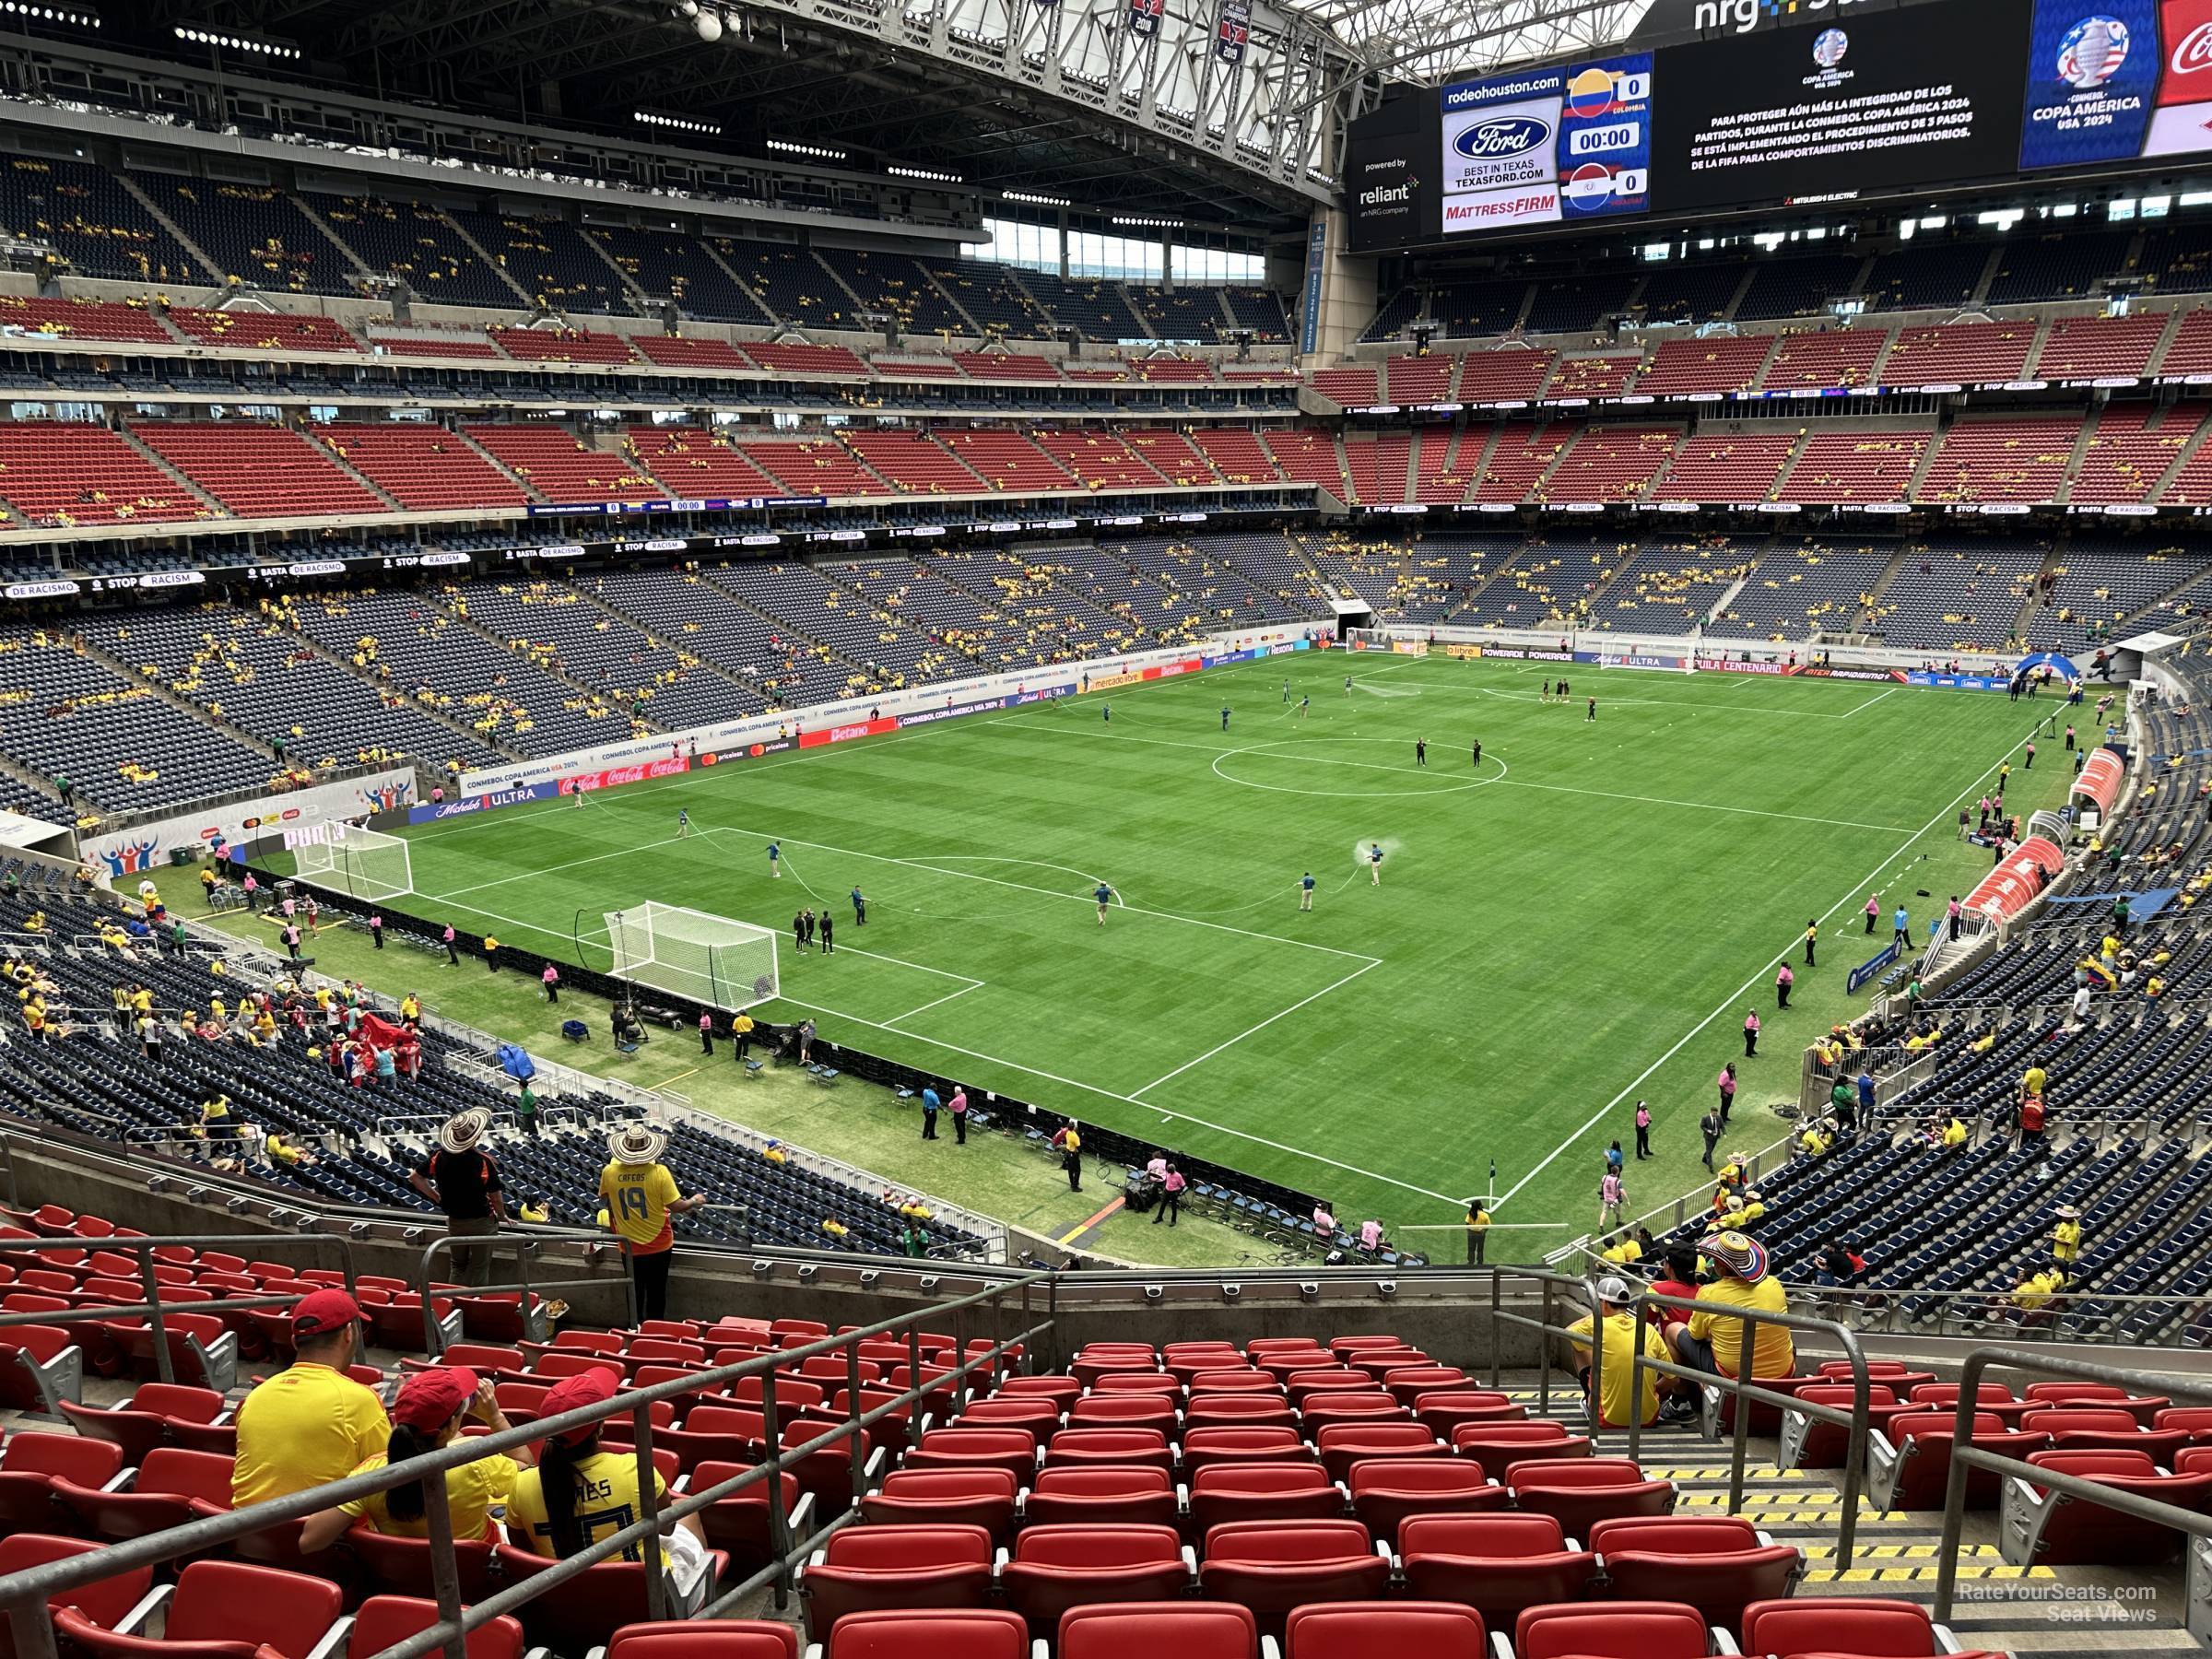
[298,1366,531,1550]
[504,1366,712,1611]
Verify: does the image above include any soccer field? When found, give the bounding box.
[370,652,2069,1246]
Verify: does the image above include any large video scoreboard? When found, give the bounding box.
[1347,0,2212,252]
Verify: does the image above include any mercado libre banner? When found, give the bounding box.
[2072,747,2128,818]
[85,768,417,881]
[1964,835,2066,926]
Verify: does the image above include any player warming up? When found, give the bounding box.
[1369,842,1384,886]
[1472,736,1483,768]
[1344,675,1352,697]
[1221,703,1230,731]
[767,841,781,878]
[1094,881,1115,924]
[1586,696,1597,723]
[1298,694,1311,720]
[1415,738,1427,767]
[1300,871,1315,911]
[676,807,691,840]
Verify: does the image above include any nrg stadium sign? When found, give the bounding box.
[1636,0,1866,39]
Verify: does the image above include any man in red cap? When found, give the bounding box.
[298,1365,530,1549]
[231,1288,390,1508]
[504,1366,712,1611]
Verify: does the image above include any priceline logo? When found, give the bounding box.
[1692,0,1859,35]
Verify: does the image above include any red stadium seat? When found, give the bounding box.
[1316,1422,1440,1484]
[1413,1390,1525,1440]
[1396,1513,1599,1622]
[688,1466,808,1576]
[1185,1394,1300,1430]
[1043,1428,1176,1475]
[53,1559,343,1659]
[1196,1518,1392,1640]
[0,1532,157,1659]
[347,1597,524,1659]
[1825,1361,1935,1395]
[1347,1455,1507,1546]
[606,1621,798,1659]
[1285,1370,1371,1404]
[1907,1383,2033,1426]
[1093,1372,1184,1402]
[796,1524,994,1641]
[1300,1393,1409,1437]
[857,1466,1018,1542]
[1068,1395,1178,1435]
[347,1530,498,1604]
[54,1447,234,1544]
[1514,1599,1710,1659]
[957,1397,1064,1433]
[2019,1408,2192,1463]
[61,1385,227,1468]
[1869,1412,2050,1512]
[0,1324,82,1416]
[995,1376,1081,1409]
[2023,1382,2170,1422]
[1283,1602,1485,1659]
[901,1427,1037,1484]
[491,1545,727,1654]
[1586,1515,1803,1625]
[2157,1407,2212,1441]
[1451,1421,1592,1477]
[1058,1600,1258,1659]
[1182,1426,1316,1476]
[1381,1367,1472,1407]
[1023,1465,1180,1529]
[1778,1385,1912,1470]
[0,1430,124,1534]
[1738,1597,1994,1659]
[998,1523,1193,1637]
[1505,1458,1676,1535]
[1188,1461,1346,1533]
[2002,1448,2212,1565]
[1186,1370,1281,1395]
[821,1608,1028,1659]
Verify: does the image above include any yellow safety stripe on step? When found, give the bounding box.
[1811,1564,2053,1583]
[1802,1543,2008,1559]
[1643,1467,1812,1480]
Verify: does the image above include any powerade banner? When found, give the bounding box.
[1846,941,1901,994]
[2019,0,2160,168]
[2022,0,2212,168]
[1439,53,1653,234]
[1215,0,1250,65]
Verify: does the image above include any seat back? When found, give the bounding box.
[1399,1512,1567,1557]
[1516,1600,1708,1659]
[820,1524,990,1570]
[2028,1448,2159,1479]
[607,1623,798,1659]
[347,1530,497,1603]
[1058,1600,1258,1659]
[1739,1597,1936,1658]
[348,1597,523,1659]
[0,1532,154,1655]
[1589,1515,1761,1555]
[1283,1603,1484,1659]
[1011,1523,1183,1568]
[139,1448,235,1506]
[2,1430,122,1484]
[1203,1518,1374,1562]
[170,1560,345,1654]
[823,1609,1028,1659]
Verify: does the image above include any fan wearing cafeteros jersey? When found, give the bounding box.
[598,1121,709,1323]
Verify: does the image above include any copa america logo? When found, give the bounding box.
[1811,27,1848,68]
[2057,16,2130,88]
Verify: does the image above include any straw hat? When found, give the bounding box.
[438,1109,490,1156]
[608,1121,669,1165]
[1700,1230,1770,1283]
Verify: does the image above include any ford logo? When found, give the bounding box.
[1455,116,1549,159]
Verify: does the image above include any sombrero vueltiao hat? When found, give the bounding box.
[609,1121,669,1165]
[1700,1230,1770,1283]
[438,1109,491,1155]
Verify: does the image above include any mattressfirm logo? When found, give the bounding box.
[1454,115,1551,158]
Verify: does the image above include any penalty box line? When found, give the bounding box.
[426,887,1441,1206]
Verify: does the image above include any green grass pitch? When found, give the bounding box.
[359,653,2073,1253]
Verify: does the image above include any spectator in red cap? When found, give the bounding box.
[505,1366,712,1612]
[231,1288,389,1508]
[298,1366,532,1550]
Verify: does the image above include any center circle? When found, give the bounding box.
[1211,736,1508,799]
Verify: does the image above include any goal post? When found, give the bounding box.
[605,902,780,1011]
[291,824,415,901]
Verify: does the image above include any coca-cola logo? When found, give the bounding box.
[605,765,647,786]
[2175,20,2212,72]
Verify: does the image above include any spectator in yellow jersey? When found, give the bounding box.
[2051,1205,2082,1265]
[1465,1199,1490,1265]
[1669,1230,1794,1382]
[1570,1277,1676,1429]
[232,1289,389,1507]
[599,1123,708,1322]
[506,1367,712,1612]
[299,1366,530,1548]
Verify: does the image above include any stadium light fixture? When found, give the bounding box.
[173,21,300,56]
[1112,215,1182,228]
[888,164,963,183]
[634,109,723,136]
[3,1,99,26]
[767,136,846,161]
[1002,189,1069,207]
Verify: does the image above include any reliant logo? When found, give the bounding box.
[1455,116,1550,158]
[2175,20,2212,74]
[1359,182,1413,206]
[1691,0,1857,35]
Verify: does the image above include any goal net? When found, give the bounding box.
[292,825,414,901]
[605,903,780,1011]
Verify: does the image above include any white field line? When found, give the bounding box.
[402,890,1444,1202]
[1129,959,1381,1096]
[985,717,1912,832]
[1492,719,2050,1212]
[1841,687,1901,718]
[885,981,984,1026]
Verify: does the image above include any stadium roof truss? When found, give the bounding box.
[1296,0,1653,87]
[138,0,1381,221]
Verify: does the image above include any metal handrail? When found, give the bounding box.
[411,1231,626,1354]
[0,1270,1050,1659]
[0,1231,359,1384]
[1932,1345,2212,1624]
[1488,1265,1877,1570]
